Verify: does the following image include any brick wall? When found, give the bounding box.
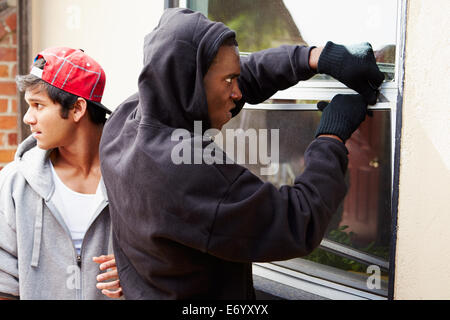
[0,1,17,170]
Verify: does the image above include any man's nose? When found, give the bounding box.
[23,107,36,125]
[231,82,242,101]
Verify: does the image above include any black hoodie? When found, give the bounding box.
[100,8,349,299]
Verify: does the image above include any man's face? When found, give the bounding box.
[23,86,75,150]
[203,44,242,130]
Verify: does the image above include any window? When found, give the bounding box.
[176,0,406,300]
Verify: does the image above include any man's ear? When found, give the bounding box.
[72,98,88,123]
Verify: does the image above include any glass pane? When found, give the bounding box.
[222,108,391,294]
[190,0,397,80]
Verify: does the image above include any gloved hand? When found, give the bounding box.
[315,94,368,143]
[317,41,384,105]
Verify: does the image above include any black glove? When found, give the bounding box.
[317,41,384,105]
[315,94,368,143]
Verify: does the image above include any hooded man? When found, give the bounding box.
[99,8,384,299]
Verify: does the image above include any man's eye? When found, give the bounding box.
[225,78,232,84]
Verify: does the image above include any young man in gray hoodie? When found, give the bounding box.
[0,47,122,299]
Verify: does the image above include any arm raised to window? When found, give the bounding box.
[234,41,383,116]
[235,45,317,113]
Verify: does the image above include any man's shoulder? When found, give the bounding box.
[0,161,22,222]
[0,136,43,185]
[0,161,21,189]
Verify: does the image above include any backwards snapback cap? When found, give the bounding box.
[30,47,111,114]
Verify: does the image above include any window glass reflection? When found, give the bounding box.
[194,0,397,80]
[222,109,391,291]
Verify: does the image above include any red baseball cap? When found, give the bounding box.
[30,47,111,114]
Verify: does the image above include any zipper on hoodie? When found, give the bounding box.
[77,200,108,300]
[70,245,82,300]
[78,241,86,300]
[76,249,83,300]
[43,200,84,299]
[45,199,108,299]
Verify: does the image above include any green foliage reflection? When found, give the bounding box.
[208,0,307,52]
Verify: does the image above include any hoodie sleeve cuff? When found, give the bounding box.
[315,136,349,154]
[296,45,318,81]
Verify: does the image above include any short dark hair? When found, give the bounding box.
[16,58,107,124]
[221,36,238,48]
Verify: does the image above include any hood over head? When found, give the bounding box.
[137,8,237,132]
[99,9,248,298]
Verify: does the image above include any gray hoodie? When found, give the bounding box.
[0,135,114,300]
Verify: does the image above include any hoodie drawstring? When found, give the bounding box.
[31,199,44,268]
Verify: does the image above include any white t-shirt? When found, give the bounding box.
[49,161,104,255]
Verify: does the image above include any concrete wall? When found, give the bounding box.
[394,0,450,299]
[31,0,165,110]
